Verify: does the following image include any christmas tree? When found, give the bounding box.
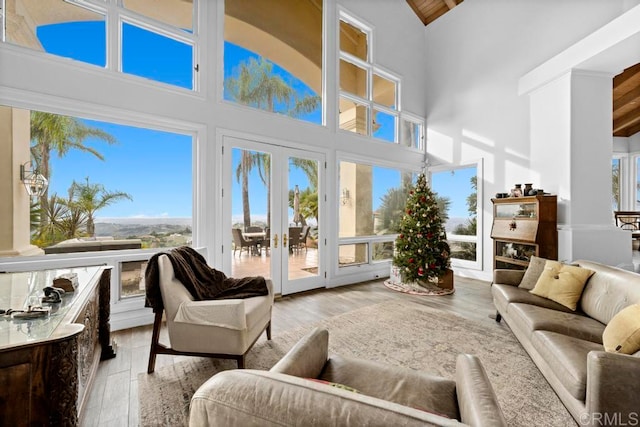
[393,173,451,285]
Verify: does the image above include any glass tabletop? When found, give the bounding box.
[0,266,103,349]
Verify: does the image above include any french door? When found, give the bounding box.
[222,136,325,295]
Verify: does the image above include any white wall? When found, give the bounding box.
[423,0,633,279]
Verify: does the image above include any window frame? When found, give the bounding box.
[428,159,484,271]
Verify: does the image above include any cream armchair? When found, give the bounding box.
[189,328,507,426]
[147,254,273,373]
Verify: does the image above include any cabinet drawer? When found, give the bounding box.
[491,219,538,241]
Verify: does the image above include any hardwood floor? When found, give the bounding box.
[80,275,495,426]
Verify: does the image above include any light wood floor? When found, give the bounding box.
[81,275,496,426]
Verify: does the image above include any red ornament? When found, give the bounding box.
[409,258,415,264]
[429,263,436,269]
[417,267,424,276]
[421,196,426,202]
[427,233,433,239]
[399,234,404,239]
[407,209,412,215]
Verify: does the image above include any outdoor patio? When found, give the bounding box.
[231,246,319,280]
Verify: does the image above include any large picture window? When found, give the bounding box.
[338,160,414,267]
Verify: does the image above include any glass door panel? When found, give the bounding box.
[282,154,320,294]
[229,147,273,281]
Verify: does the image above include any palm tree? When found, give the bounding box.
[235,150,256,230]
[226,56,321,228]
[30,111,117,227]
[70,177,132,237]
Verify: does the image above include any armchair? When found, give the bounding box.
[190,328,507,426]
[147,254,273,373]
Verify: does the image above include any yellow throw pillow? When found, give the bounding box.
[603,304,640,354]
[530,261,594,311]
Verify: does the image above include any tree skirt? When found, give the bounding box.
[383,279,455,296]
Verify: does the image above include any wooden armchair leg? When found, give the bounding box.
[147,310,164,374]
[266,321,272,340]
[237,354,246,369]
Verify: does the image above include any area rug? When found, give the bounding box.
[138,301,576,427]
[383,279,455,296]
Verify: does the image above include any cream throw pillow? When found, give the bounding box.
[603,304,640,354]
[519,256,548,290]
[530,261,594,311]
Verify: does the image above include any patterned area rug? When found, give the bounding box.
[138,301,576,426]
[383,279,455,296]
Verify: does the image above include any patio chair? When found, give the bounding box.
[288,226,302,253]
[232,228,259,256]
[246,226,263,233]
[260,227,270,254]
[298,225,310,252]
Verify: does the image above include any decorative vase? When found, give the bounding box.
[511,184,522,197]
[524,183,533,196]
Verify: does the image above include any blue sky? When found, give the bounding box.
[431,167,476,218]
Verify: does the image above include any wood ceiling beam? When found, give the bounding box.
[624,121,640,138]
[406,0,428,25]
[613,106,640,134]
[614,63,640,87]
[614,86,640,112]
[443,0,458,10]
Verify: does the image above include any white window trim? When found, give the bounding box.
[428,158,484,271]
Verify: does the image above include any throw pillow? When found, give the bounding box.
[602,304,640,354]
[519,256,548,290]
[530,261,594,310]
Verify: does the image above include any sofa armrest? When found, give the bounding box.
[493,269,525,287]
[270,327,329,379]
[189,370,464,427]
[455,354,507,427]
[586,351,640,424]
[174,299,247,329]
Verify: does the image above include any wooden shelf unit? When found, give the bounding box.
[491,195,557,270]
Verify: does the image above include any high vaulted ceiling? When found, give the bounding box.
[406,0,463,26]
[406,0,640,138]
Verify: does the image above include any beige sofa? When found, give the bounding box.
[189,328,507,426]
[492,260,640,426]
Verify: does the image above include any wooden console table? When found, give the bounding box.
[0,266,115,426]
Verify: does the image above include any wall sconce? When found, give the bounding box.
[20,162,48,197]
[340,188,351,206]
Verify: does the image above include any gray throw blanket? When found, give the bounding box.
[144,246,268,313]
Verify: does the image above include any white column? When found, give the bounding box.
[529,70,630,267]
[0,106,44,257]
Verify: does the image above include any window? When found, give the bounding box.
[223,0,323,125]
[338,160,414,268]
[2,0,198,90]
[121,22,194,90]
[612,158,620,211]
[338,11,422,147]
[430,162,482,270]
[4,1,107,67]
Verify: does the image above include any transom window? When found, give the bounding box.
[2,0,198,90]
[338,11,423,149]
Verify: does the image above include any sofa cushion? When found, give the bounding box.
[574,260,640,325]
[518,256,548,290]
[530,261,594,310]
[603,304,640,354]
[320,354,460,420]
[531,331,603,401]
[509,303,606,343]
[492,284,575,314]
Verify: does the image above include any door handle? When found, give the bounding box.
[283,233,288,247]
[273,234,278,248]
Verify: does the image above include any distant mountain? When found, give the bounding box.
[95,218,192,238]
